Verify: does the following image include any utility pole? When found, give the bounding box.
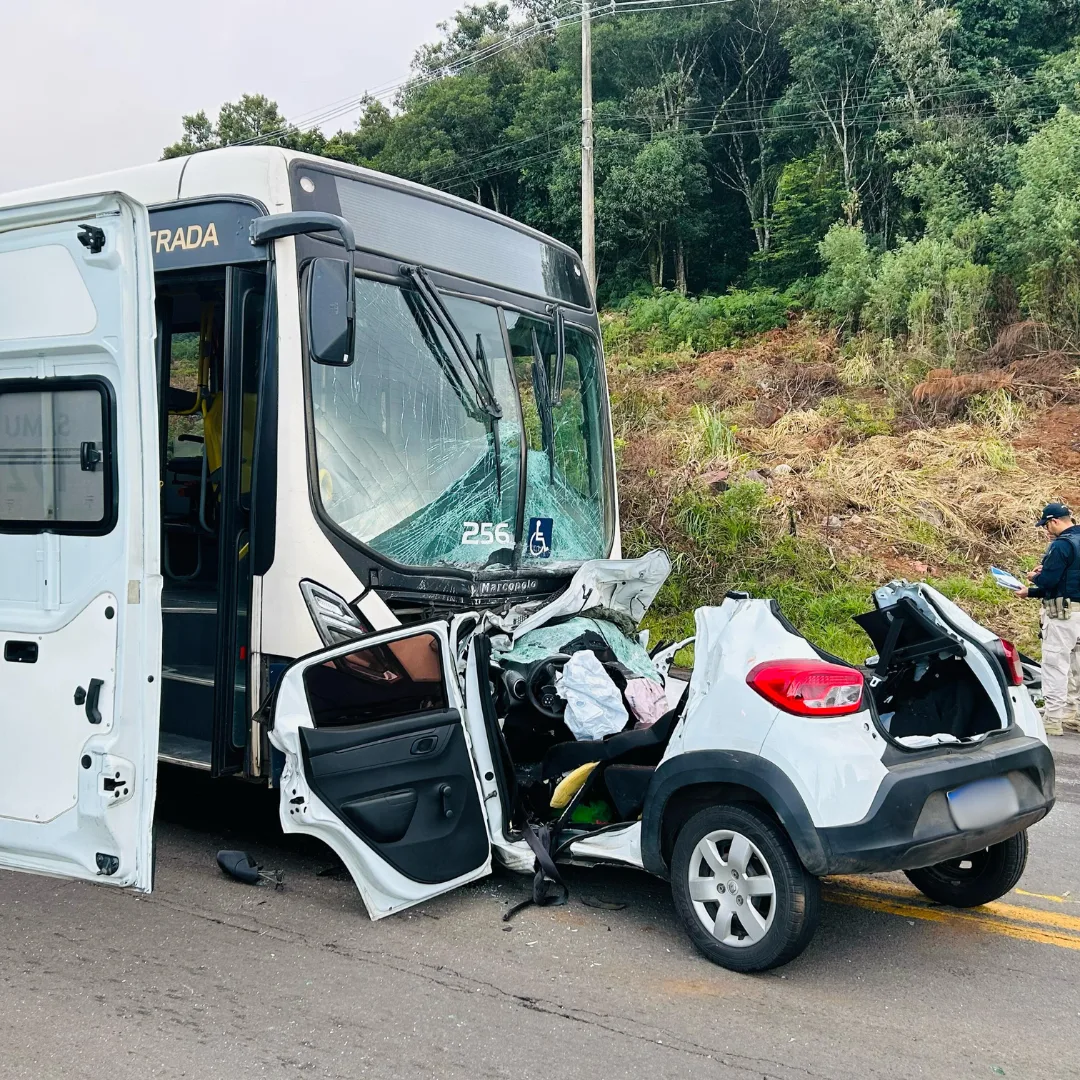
[581,0,596,296]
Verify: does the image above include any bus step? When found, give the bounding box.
[158,732,212,770]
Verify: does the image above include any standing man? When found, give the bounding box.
[1018,502,1080,735]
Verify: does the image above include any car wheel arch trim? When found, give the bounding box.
[640,750,829,878]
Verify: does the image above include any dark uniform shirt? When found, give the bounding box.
[1028,524,1080,599]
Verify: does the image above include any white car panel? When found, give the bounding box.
[568,822,643,867]
[759,711,889,828]
[1011,687,1048,742]
[269,622,493,918]
[671,600,810,760]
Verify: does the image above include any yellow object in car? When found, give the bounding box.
[550,762,598,809]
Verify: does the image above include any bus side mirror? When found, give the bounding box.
[306,258,355,366]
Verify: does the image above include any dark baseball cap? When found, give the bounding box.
[1036,502,1073,527]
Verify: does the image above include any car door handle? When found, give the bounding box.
[410,734,438,755]
[74,679,105,724]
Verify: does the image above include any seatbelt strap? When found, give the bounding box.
[502,820,569,921]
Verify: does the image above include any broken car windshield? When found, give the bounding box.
[309,277,611,570]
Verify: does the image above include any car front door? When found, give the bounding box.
[0,192,161,890]
[269,621,492,917]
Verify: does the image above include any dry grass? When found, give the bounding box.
[806,426,1045,557]
[608,318,1068,659]
[912,368,1015,412]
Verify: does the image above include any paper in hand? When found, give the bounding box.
[991,566,1024,591]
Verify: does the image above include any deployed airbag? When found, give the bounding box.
[556,651,628,740]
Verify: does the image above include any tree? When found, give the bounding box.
[874,0,959,124]
[783,0,890,226]
[604,132,712,291]
[161,110,216,159]
[750,152,844,282]
[323,99,395,165]
[157,0,1080,333]
[995,106,1080,331]
[710,0,790,254]
[161,94,324,159]
[412,1,512,77]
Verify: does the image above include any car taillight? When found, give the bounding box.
[746,659,864,717]
[999,639,1024,687]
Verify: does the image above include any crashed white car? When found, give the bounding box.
[269,553,1056,972]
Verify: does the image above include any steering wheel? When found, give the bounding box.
[525,655,569,720]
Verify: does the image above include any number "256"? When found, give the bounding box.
[461,521,513,545]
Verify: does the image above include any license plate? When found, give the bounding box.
[946,776,1019,831]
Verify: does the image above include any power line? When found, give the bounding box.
[228,0,740,148]
[425,63,1058,190]
[429,93,1013,191]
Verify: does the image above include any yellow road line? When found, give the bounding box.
[1015,887,1074,904]
[823,887,1080,952]
[828,874,1080,934]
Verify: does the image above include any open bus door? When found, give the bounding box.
[0,193,162,890]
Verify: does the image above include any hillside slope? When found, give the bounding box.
[607,316,1080,663]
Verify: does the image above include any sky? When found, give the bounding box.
[0,0,465,194]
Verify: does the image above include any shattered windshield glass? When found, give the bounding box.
[310,278,518,567]
[504,312,609,564]
[309,276,610,569]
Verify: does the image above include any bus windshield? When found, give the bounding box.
[309,277,610,569]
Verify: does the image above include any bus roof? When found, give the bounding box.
[0,147,583,263]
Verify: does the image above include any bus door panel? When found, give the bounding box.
[269,622,492,917]
[213,266,264,775]
[0,192,162,890]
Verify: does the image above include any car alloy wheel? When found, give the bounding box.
[686,828,777,947]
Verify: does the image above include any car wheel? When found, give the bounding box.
[903,831,1029,908]
[670,804,820,973]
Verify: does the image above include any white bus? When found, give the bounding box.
[0,147,616,888]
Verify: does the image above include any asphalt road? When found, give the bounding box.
[1,738,1078,1080]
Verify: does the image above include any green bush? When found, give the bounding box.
[864,235,990,348]
[993,107,1080,333]
[620,288,790,352]
[815,224,877,326]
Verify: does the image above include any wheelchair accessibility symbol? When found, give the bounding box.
[527,517,553,558]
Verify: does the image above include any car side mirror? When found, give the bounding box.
[306,258,355,366]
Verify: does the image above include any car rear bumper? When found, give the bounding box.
[817,732,1055,875]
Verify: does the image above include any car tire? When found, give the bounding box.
[670,804,820,973]
[903,831,1029,908]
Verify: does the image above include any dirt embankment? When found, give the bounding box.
[609,320,1080,658]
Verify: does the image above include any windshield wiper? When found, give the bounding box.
[474,330,503,503]
[401,265,505,506]
[402,291,485,423]
[401,265,501,421]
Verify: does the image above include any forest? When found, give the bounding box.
[165,0,1080,331]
